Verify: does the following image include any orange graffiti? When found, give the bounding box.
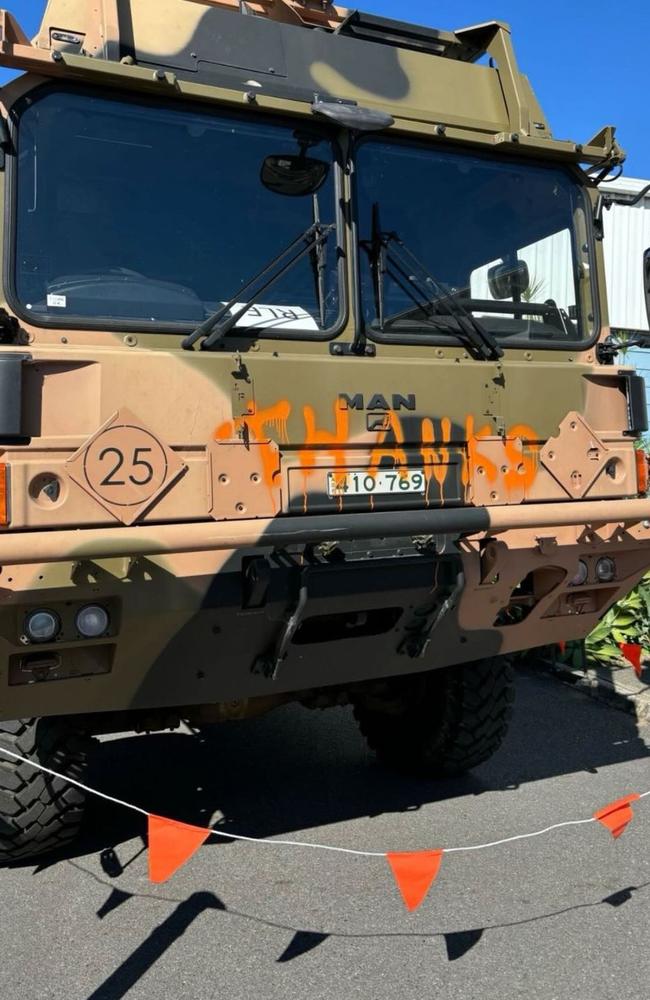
[213,400,542,512]
[301,400,351,511]
[302,401,351,472]
[421,416,452,503]
[215,400,290,495]
[503,424,540,494]
[369,412,408,471]
[464,415,498,489]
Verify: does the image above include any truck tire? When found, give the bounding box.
[352,657,515,777]
[0,718,93,863]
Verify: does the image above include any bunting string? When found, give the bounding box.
[1,745,647,910]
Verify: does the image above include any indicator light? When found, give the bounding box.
[75,605,109,638]
[596,557,616,583]
[570,560,589,586]
[24,609,60,644]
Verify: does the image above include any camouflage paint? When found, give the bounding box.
[0,1,646,724]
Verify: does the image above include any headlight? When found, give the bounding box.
[75,604,109,638]
[570,560,589,586]
[596,557,616,583]
[24,609,61,644]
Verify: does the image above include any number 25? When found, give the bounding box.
[99,447,155,487]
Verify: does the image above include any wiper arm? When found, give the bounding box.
[182,222,335,351]
[362,209,503,362]
[385,236,503,361]
[310,194,329,329]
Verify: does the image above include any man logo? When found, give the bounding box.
[338,394,416,412]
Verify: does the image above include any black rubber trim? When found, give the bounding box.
[622,372,649,436]
[0,353,30,439]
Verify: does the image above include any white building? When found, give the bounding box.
[599,176,650,416]
[600,176,650,335]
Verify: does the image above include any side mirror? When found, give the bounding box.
[261,155,329,197]
[488,259,530,300]
[644,247,650,329]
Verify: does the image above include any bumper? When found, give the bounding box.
[2,497,650,563]
[1,500,650,722]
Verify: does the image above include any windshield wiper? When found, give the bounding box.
[182,221,335,351]
[362,206,503,362]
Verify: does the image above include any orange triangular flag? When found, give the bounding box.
[620,643,643,678]
[386,850,443,911]
[147,814,212,883]
[594,794,641,839]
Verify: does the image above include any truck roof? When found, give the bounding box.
[0,0,622,169]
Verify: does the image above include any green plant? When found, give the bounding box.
[582,573,650,666]
[522,275,546,303]
[522,273,546,324]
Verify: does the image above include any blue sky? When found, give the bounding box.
[5,0,649,177]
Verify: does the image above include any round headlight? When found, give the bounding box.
[24,609,61,644]
[75,604,109,638]
[570,560,589,587]
[596,557,616,583]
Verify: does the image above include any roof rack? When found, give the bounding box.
[187,0,347,30]
[196,2,501,62]
[334,11,487,62]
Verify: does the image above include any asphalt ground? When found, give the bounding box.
[3,665,650,1000]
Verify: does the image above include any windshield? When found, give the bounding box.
[12,88,341,334]
[356,139,593,347]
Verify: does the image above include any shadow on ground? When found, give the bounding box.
[15,664,650,998]
[26,663,650,868]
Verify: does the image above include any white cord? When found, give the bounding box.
[0,745,643,859]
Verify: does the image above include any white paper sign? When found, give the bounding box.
[47,294,67,308]
[228,303,319,331]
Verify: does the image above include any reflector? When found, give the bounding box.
[636,449,649,496]
[0,463,8,526]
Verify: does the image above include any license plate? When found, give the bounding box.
[327,469,426,497]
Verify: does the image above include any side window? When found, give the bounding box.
[471,229,576,313]
[470,228,578,338]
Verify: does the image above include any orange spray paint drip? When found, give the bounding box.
[421,416,452,505]
[215,401,291,511]
[301,401,351,512]
[463,415,498,493]
[369,412,408,474]
[503,424,540,496]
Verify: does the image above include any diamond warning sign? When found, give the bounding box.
[66,409,186,525]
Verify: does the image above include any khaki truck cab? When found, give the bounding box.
[1,0,650,861]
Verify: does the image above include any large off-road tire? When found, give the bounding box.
[0,718,93,863]
[352,657,515,777]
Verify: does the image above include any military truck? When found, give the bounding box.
[0,0,649,862]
